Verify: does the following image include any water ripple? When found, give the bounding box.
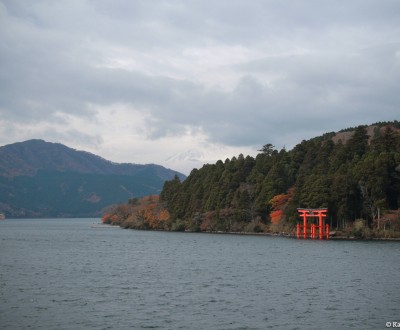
[1,219,400,329]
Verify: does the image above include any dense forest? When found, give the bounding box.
[103,121,400,238]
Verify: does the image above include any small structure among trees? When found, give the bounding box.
[296,208,330,239]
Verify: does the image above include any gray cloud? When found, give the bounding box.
[0,0,399,168]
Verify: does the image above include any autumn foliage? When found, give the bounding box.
[102,195,170,230]
[269,189,293,224]
[270,210,284,224]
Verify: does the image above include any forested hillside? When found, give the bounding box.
[0,140,185,218]
[103,122,400,237]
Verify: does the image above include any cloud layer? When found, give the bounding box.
[1,0,399,173]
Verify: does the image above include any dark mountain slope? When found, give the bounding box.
[0,140,185,218]
[0,139,184,179]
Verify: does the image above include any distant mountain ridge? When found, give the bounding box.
[0,139,184,180]
[0,140,185,218]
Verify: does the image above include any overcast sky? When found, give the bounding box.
[1,0,399,174]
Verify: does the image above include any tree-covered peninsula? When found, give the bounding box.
[103,121,400,238]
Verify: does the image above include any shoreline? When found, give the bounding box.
[112,224,400,241]
[200,231,400,241]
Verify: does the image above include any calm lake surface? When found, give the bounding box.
[1,218,400,330]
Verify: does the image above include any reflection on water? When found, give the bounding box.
[1,218,399,329]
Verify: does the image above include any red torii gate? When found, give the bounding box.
[297,208,329,239]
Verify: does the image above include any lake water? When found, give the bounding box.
[1,218,400,329]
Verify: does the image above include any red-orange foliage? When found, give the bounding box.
[101,194,171,229]
[159,209,170,222]
[269,189,294,224]
[270,210,284,224]
[140,195,169,229]
[270,194,290,210]
[102,213,111,223]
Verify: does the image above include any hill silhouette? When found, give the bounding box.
[0,139,185,218]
